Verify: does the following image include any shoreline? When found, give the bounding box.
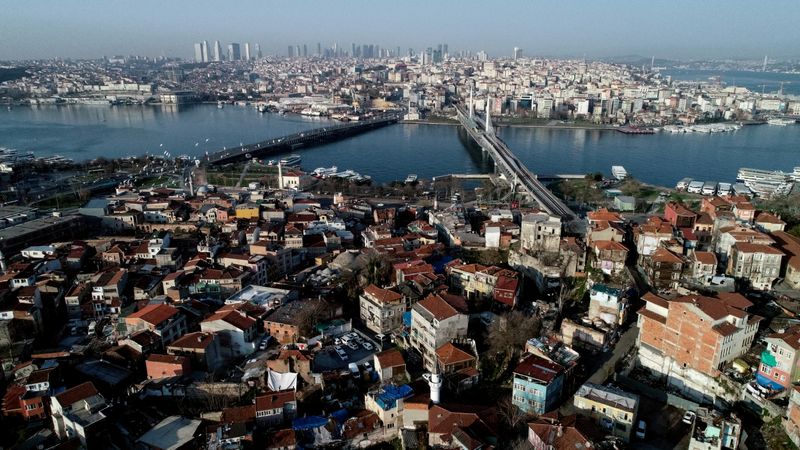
[401,119,619,131]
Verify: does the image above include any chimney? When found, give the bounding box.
[557,425,563,437]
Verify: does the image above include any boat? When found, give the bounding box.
[767,118,795,126]
[267,160,277,166]
[217,101,224,109]
[257,104,268,113]
[312,166,338,178]
[279,154,302,166]
[611,166,628,181]
[737,167,795,197]
[405,174,418,184]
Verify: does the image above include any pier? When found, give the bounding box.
[206,115,399,165]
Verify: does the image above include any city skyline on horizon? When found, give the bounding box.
[2,0,800,61]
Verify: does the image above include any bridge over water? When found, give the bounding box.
[206,115,399,166]
[454,103,575,219]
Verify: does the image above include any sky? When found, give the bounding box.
[1,0,799,61]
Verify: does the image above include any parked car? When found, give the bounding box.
[335,346,348,360]
[635,420,646,439]
[682,411,696,425]
[347,341,359,350]
[362,342,373,350]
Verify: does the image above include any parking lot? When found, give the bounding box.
[634,397,692,449]
[311,330,378,372]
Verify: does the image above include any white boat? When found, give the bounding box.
[257,104,268,113]
[313,166,338,178]
[217,101,224,109]
[280,154,302,166]
[405,174,418,183]
[676,177,693,191]
[611,166,627,180]
[737,167,795,197]
[768,118,795,126]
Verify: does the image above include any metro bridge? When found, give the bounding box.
[454,101,575,219]
[206,115,399,166]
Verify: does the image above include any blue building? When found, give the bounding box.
[512,354,565,414]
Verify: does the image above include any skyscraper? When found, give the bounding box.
[317,42,322,56]
[288,46,294,57]
[295,45,301,58]
[213,41,222,62]
[194,43,203,63]
[227,43,241,61]
[244,42,251,61]
[303,44,307,57]
[255,43,262,59]
[513,47,522,60]
[443,44,448,57]
[201,40,209,62]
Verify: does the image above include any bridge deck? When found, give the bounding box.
[206,115,399,165]
[455,105,575,219]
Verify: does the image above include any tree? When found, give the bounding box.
[359,254,391,288]
[485,311,541,379]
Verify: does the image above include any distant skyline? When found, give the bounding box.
[1,0,800,61]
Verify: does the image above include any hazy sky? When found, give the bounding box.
[1,0,799,60]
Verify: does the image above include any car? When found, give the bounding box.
[335,346,348,360]
[362,342,374,350]
[347,341,359,350]
[635,420,646,439]
[682,411,696,425]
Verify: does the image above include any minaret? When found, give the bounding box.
[424,361,442,404]
[277,161,284,189]
[188,170,194,197]
[0,250,6,273]
[485,97,492,133]
[468,83,474,118]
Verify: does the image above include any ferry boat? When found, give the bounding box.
[737,167,795,197]
[611,166,628,181]
[767,118,795,126]
[405,174,418,184]
[217,101,224,109]
[312,166,338,178]
[279,154,302,166]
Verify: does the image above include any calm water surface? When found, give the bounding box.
[2,104,798,186]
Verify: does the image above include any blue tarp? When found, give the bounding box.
[330,409,349,426]
[293,416,329,430]
[755,372,785,391]
[403,311,412,328]
[376,384,414,410]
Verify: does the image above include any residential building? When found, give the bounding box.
[200,308,258,358]
[591,240,628,276]
[588,284,628,326]
[50,382,107,447]
[636,292,760,404]
[167,331,223,371]
[374,349,407,384]
[255,390,297,427]
[512,354,565,414]
[786,386,800,448]
[124,303,187,345]
[644,247,684,290]
[772,231,800,289]
[664,202,697,228]
[409,293,469,372]
[573,383,639,442]
[359,284,405,335]
[688,251,718,283]
[727,242,783,291]
[757,325,800,391]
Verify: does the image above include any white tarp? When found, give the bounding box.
[267,369,298,391]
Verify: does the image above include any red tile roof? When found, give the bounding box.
[363,284,403,304]
[255,390,296,411]
[375,349,406,368]
[54,382,98,407]
[127,303,178,326]
[168,332,215,350]
[436,343,475,366]
[513,354,564,383]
